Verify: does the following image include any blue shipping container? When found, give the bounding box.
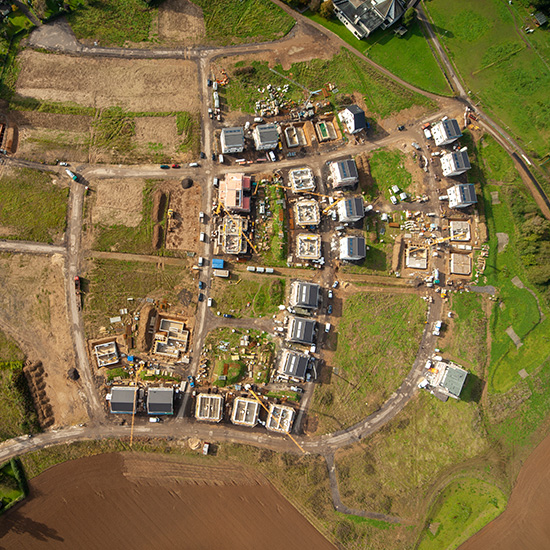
[212,259,225,269]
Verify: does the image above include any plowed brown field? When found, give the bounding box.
[0,453,337,550]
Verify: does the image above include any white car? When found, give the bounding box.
[391,185,400,194]
[390,195,398,205]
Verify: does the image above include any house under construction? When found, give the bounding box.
[195,393,224,422]
[296,233,321,260]
[94,340,119,368]
[231,397,260,427]
[220,216,248,255]
[153,317,189,360]
[266,403,295,433]
[294,199,320,227]
[289,168,316,193]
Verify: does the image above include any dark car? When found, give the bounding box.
[327,305,333,315]
[397,125,405,131]
[223,314,233,318]
[160,164,170,169]
[207,79,212,87]
[198,293,204,302]
[187,375,195,388]
[199,281,205,290]
[212,153,217,161]
[200,152,206,159]
[171,163,180,169]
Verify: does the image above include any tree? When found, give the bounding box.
[319,0,334,20]
[402,7,417,27]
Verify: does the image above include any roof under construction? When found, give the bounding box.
[294,199,320,226]
[195,393,224,422]
[231,397,260,427]
[296,233,321,260]
[290,168,316,193]
[266,403,295,433]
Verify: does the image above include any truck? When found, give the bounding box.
[74,276,81,310]
[65,169,78,181]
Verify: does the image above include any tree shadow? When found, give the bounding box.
[0,508,64,545]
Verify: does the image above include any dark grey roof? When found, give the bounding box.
[294,281,320,309]
[442,366,467,397]
[535,12,548,25]
[288,317,317,344]
[457,184,477,205]
[281,351,309,380]
[221,127,244,147]
[342,236,366,259]
[147,387,174,414]
[441,119,462,140]
[340,197,365,221]
[255,124,279,145]
[346,105,366,131]
[451,150,471,171]
[336,159,358,181]
[110,387,137,414]
[334,0,404,36]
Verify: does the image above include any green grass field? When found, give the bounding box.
[0,459,27,512]
[0,168,68,243]
[0,362,40,441]
[369,149,412,198]
[212,276,285,318]
[424,0,550,158]
[335,392,489,520]
[256,185,288,267]
[193,0,295,45]
[305,11,451,96]
[417,477,506,549]
[311,291,426,434]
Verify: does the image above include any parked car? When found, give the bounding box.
[223,314,233,318]
[290,386,303,393]
[198,292,204,302]
[212,153,217,161]
[207,297,213,307]
[58,161,69,166]
[397,125,405,131]
[187,375,195,388]
[171,163,180,169]
[200,152,206,159]
[199,281,205,290]
[390,195,398,205]
[149,417,161,423]
[189,162,199,167]
[160,164,170,169]
[327,305,333,315]
[207,79,212,87]
[332,281,339,289]
[328,289,333,299]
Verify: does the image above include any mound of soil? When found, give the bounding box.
[136,304,156,352]
[356,153,372,192]
[181,178,193,189]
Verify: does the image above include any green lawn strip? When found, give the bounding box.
[257,185,288,267]
[0,459,28,512]
[212,276,285,318]
[369,149,412,198]
[417,477,506,549]
[0,362,40,441]
[94,180,156,255]
[311,292,426,435]
[213,360,246,387]
[305,11,451,96]
[335,392,489,519]
[175,111,201,155]
[193,0,295,45]
[424,0,550,159]
[84,259,190,337]
[0,168,68,243]
[67,0,156,46]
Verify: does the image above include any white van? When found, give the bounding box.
[200,232,206,242]
[198,256,204,267]
[189,162,199,167]
[268,151,276,162]
[149,417,161,423]
[325,323,331,333]
[207,297,213,307]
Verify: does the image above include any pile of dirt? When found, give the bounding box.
[152,190,167,223]
[181,178,193,189]
[67,368,80,381]
[136,304,156,352]
[356,153,373,192]
[23,361,54,428]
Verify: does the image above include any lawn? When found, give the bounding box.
[311,291,427,434]
[84,259,193,337]
[0,168,69,243]
[369,149,412,198]
[212,276,285,318]
[256,185,288,267]
[305,11,451,96]
[225,49,436,119]
[0,459,27,513]
[193,0,295,45]
[335,392,489,520]
[424,0,550,159]
[67,0,157,46]
[417,477,506,549]
[0,362,40,441]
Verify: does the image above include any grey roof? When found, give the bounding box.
[335,159,358,181]
[334,0,404,36]
[535,12,548,25]
[147,387,174,414]
[339,197,365,221]
[451,150,471,171]
[281,351,309,380]
[110,386,137,414]
[442,366,468,397]
[255,124,279,145]
[342,236,366,259]
[294,281,320,309]
[345,105,366,131]
[221,127,244,147]
[456,183,477,205]
[288,317,317,344]
[441,119,462,140]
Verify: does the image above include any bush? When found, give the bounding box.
[402,7,416,27]
[319,0,334,19]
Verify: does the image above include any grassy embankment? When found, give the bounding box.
[424,0,550,166]
[224,48,436,119]
[211,276,285,318]
[311,292,426,435]
[304,11,452,96]
[0,168,68,243]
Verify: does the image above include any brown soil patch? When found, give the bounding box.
[460,433,550,550]
[164,180,201,253]
[8,111,91,132]
[91,178,145,228]
[0,254,87,427]
[134,116,179,154]
[16,51,199,112]
[152,223,163,249]
[0,453,337,550]
[157,0,206,45]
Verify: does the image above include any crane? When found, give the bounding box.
[408,232,467,254]
[248,389,305,454]
[129,362,145,447]
[322,196,346,215]
[217,202,259,255]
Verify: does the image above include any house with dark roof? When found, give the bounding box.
[278,349,310,381]
[110,386,137,414]
[287,317,317,345]
[340,236,367,261]
[338,105,366,134]
[431,119,462,147]
[333,0,406,40]
[329,159,359,188]
[441,148,471,177]
[253,123,279,150]
[147,387,174,415]
[220,127,245,154]
[447,183,477,209]
[289,281,320,310]
[337,197,365,223]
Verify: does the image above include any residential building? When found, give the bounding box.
[231,397,260,427]
[340,236,366,261]
[338,105,367,134]
[220,127,245,154]
[294,199,320,227]
[337,197,365,223]
[266,403,294,433]
[221,216,248,255]
[195,393,224,422]
[333,0,406,40]
[290,168,316,193]
[447,183,477,208]
[296,234,322,260]
[287,317,317,345]
[219,173,251,213]
[290,281,320,310]
[278,349,310,382]
[431,118,462,147]
[109,386,137,414]
[422,360,468,401]
[440,148,471,177]
[146,387,174,415]
[253,123,279,150]
[329,159,359,188]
